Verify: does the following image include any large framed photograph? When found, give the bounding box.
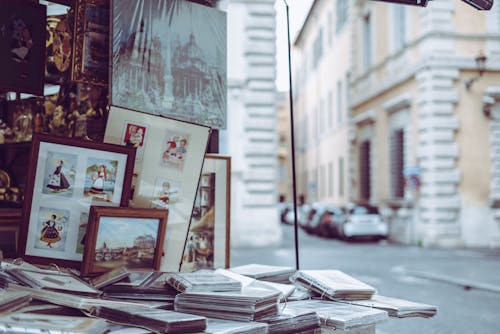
[104,105,211,271]
[81,206,168,276]
[111,0,227,128]
[181,154,231,272]
[18,134,136,269]
[71,0,109,86]
[0,1,46,95]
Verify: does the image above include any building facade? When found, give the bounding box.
[220,0,281,247]
[293,0,500,248]
[293,0,352,207]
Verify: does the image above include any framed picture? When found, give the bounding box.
[18,134,136,269]
[71,0,109,86]
[111,0,227,128]
[0,1,46,95]
[45,3,73,85]
[181,154,231,272]
[81,206,168,276]
[104,105,211,271]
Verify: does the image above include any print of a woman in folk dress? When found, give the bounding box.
[43,152,76,196]
[46,160,70,192]
[40,214,62,248]
[90,165,107,194]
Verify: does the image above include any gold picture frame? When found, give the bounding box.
[71,0,109,86]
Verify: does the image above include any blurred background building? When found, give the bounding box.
[292,0,500,248]
[220,0,282,247]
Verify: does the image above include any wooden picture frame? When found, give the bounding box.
[71,0,109,86]
[18,134,135,269]
[0,1,46,95]
[181,154,231,271]
[81,206,168,276]
[104,105,211,271]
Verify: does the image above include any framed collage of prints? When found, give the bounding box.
[18,134,136,268]
[181,154,231,272]
[104,105,211,271]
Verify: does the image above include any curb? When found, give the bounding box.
[406,270,500,294]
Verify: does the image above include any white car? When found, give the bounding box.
[340,204,388,240]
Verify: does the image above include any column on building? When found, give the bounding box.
[225,0,281,247]
[415,65,461,247]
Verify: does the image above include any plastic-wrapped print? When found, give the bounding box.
[111,0,227,129]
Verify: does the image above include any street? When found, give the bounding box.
[231,223,500,334]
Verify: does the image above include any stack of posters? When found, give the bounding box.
[101,271,178,303]
[259,307,320,334]
[0,313,109,334]
[165,270,242,293]
[229,264,296,284]
[7,284,159,313]
[345,294,438,318]
[174,286,281,321]
[0,290,32,313]
[285,300,388,331]
[290,270,376,300]
[204,318,269,334]
[3,267,102,297]
[96,305,207,333]
[216,269,295,302]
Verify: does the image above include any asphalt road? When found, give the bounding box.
[231,223,500,334]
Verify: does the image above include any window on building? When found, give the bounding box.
[313,28,323,69]
[390,129,405,199]
[336,0,348,33]
[393,5,406,52]
[339,157,345,197]
[359,140,371,201]
[320,165,326,198]
[328,11,333,47]
[362,12,372,71]
[320,98,325,134]
[337,80,343,125]
[328,90,333,129]
[329,161,334,197]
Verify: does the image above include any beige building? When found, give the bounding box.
[293,0,500,248]
[293,0,352,207]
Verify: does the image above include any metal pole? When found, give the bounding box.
[283,0,300,270]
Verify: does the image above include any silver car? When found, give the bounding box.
[339,204,388,241]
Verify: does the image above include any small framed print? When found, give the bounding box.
[71,0,109,86]
[181,154,231,272]
[104,105,211,271]
[81,206,168,276]
[0,1,46,95]
[18,134,135,269]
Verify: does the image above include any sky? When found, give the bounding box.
[275,0,315,92]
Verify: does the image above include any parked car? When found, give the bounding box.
[338,204,388,241]
[300,203,323,234]
[283,203,310,227]
[279,202,292,224]
[315,206,347,238]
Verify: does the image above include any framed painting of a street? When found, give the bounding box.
[81,206,168,276]
[111,0,227,128]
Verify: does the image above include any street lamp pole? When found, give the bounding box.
[283,0,300,270]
